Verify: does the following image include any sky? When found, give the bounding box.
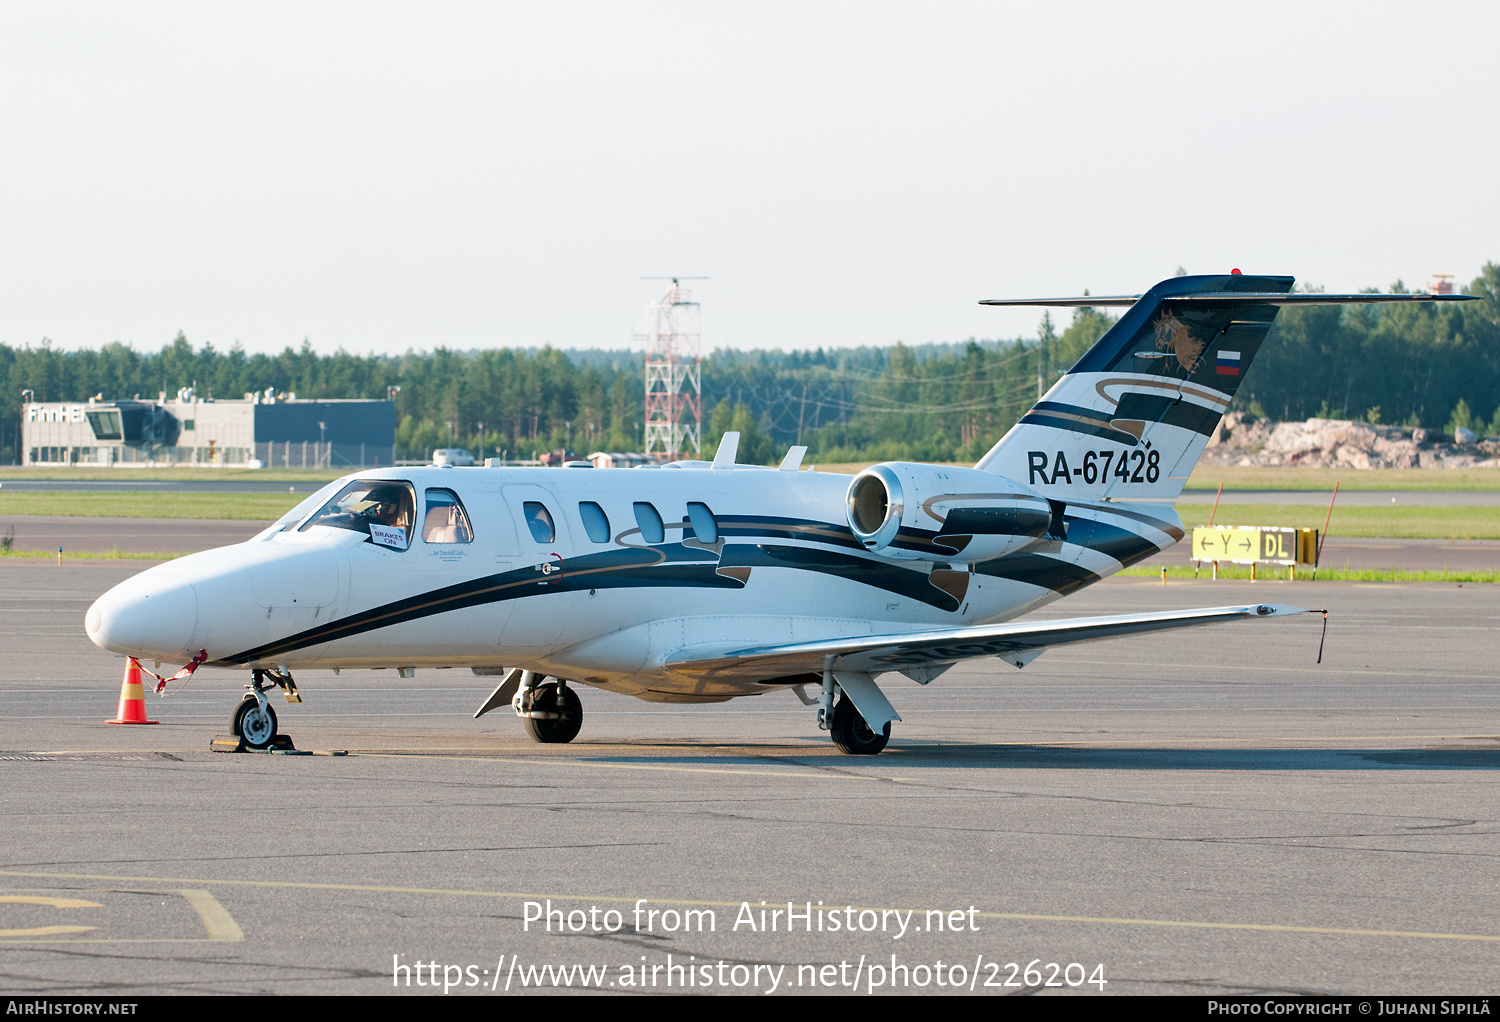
[1,2,1496,357]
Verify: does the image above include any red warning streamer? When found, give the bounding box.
[141,649,209,696]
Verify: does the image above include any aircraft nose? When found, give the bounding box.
[86,582,199,659]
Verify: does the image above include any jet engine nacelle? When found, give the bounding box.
[845,462,1056,562]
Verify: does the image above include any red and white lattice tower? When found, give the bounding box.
[638,278,702,459]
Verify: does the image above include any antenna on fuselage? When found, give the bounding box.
[711,430,739,469]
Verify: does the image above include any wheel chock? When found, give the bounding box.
[210,734,305,754]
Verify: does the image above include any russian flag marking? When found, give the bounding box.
[1216,350,1241,376]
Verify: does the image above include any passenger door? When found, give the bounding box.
[499,484,574,652]
[411,485,514,655]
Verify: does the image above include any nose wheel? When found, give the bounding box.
[230,668,296,750]
[232,694,279,749]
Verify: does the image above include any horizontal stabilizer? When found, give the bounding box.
[667,604,1306,681]
[980,292,1478,308]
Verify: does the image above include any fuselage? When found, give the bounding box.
[84,462,1183,702]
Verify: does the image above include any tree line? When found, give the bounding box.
[1,264,1495,465]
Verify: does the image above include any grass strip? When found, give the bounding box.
[1119,564,1500,583]
[0,492,296,520]
[1184,465,1500,491]
[0,548,183,561]
[0,467,342,482]
[1174,503,1500,540]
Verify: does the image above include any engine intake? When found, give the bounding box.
[845,462,1054,562]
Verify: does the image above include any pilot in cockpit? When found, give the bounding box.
[302,481,415,540]
[359,485,413,531]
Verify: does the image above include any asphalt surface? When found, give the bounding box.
[1,561,1497,995]
[0,478,334,494]
[2,515,268,555]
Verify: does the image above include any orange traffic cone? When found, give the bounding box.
[107,658,158,725]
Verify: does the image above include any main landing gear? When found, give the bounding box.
[812,664,896,755]
[473,670,586,744]
[518,679,583,744]
[830,696,890,755]
[231,668,300,750]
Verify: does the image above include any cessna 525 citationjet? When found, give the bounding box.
[84,273,1475,753]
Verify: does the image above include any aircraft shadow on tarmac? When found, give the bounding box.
[578,746,1500,771]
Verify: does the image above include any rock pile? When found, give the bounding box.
[1202,413,1500,469]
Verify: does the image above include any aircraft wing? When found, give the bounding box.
[666,603,1308,680]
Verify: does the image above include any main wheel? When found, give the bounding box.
[232,696,279,749]
[830,696,889,755]
[522,682,583,744]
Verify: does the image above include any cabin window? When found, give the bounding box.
[633,501,665,544]
[299,479,415,550]
[522,501,556,544]
[578,501,611,543]
[422,488,474,544]
[686,502,719,544]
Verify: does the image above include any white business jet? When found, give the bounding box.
[84,274,1475,753]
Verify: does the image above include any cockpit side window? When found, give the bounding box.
[299,479,416,550]
[422,488,474,544]
[522,501,555,544]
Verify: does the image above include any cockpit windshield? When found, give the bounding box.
[253,478,347,541]
[299,479,416,550]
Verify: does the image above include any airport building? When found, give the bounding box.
[22,390,395,468]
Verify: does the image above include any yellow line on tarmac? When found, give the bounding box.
[0,887,241,943]
[969,734,1500,748]
[354,752,896,781]
[179,889,244,941]
[0,895,101,908]
[1,869,1496,944]
[1047,656,1500,681]
[0,938,226,944]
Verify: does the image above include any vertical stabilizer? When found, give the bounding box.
[975,274,1293,501]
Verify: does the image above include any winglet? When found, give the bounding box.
[712,431,740,469]
[778,446,807,471]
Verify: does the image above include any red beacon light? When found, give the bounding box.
[1230,268,1242,274]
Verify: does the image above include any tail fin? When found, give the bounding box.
[974,273,1294,500]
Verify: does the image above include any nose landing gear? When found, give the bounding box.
[232,693,278,749]
[230,668,299,750]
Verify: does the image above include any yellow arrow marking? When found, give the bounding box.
[0,894,100,935]
[0,895,102,909]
